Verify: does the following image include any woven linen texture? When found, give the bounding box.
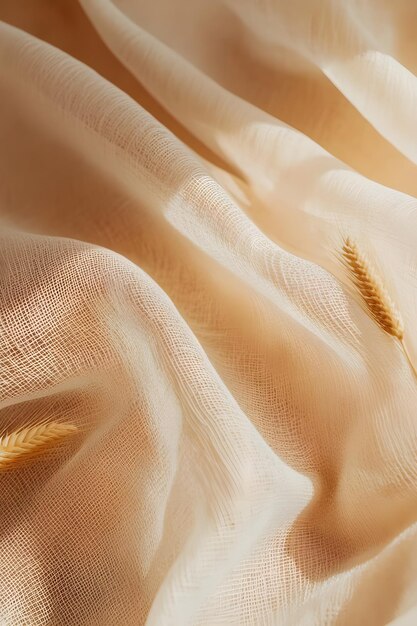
[1,1,417,624]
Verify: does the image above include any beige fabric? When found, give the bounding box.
[1,1,417,624]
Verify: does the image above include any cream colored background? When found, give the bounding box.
[0,1,417,624]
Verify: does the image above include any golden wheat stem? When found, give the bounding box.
[400,340,417,380]
[0,421,78,471]
[341,237,417,380]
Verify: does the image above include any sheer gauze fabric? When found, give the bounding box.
[1,1,417,624]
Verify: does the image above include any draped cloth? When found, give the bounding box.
[1,1,417,624]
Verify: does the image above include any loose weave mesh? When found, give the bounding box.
[1,0,417,624]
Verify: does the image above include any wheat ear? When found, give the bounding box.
[0,422,78,471]
[341,237,417,378]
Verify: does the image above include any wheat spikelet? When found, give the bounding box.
[341,237,417,379]
[341,237,404,339]
[0,421,78,471]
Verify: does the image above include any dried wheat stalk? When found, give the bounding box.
[0,421,78,471]
[341,237,417,378]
